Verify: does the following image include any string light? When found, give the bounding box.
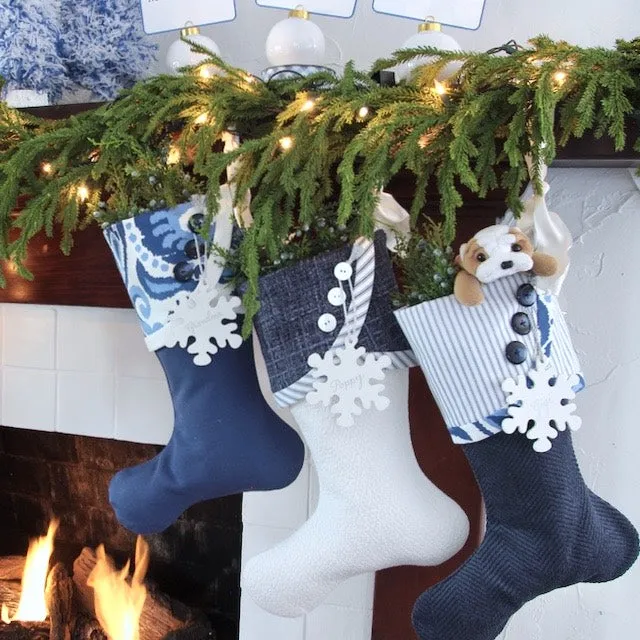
[77,185,89,202]
[166,146,181,165]
[300,98,316,112]
[41,162,53,175]
[199,66,214,79]
[279,136,294,151]
[194,112,209,125]
[357,106,369,119]
[553,70,567,85]
[433,80,448,96]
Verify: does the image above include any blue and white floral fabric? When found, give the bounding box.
[104,197,222,338]
[395,272,584,444]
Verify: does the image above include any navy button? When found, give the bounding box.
[516,283,536,307]
[173,261,194,282]
[187,213,205,233]
[511,312,531,335]
[184,239,205,259]
[506,341,528,365]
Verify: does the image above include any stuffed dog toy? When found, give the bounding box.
[454,225,558,306]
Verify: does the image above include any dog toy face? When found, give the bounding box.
[458,225,534,284]
[454,225,558,306]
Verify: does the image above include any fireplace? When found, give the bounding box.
[0,425,242,639]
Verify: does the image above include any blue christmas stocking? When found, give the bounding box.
[103,194,305,534]
[396,274,639,640]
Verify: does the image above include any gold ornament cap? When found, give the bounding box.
[289,5,309,19]
[418,18,442,32]
[181,25,201,37]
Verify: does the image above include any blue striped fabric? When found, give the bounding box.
[394,273,583,444]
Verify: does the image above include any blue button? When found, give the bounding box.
[184,239,205,260]
[516,283,536,307]
[506,341,528,365]
[511,312,531,335]
[188,213,205,233]
[173,261,194,282]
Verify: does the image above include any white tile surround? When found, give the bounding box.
[0,302,374,640]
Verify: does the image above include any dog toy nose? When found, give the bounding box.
[501,260,514,269]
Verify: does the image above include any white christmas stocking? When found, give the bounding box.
[244,232,469,616]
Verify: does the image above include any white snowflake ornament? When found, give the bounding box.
[501,360,582,453]
[162,283,243,366]
[306,341,392,427]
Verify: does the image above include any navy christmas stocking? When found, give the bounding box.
[103,190,305,534]
[395,272,639,640]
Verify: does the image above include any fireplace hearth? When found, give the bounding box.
[0,426,242,640]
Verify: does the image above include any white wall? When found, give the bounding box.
[147,0,640,75]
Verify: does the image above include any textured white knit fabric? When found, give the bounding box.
[241,368,470,617]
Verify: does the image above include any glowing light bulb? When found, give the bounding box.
[41,162,52,175]
[194,112,209,125]
[358,106,369,119]
[434,80,448,96]
[279,136,294,151]
[553,70,567,85]
[300,98,316,112]
[166,146,181,165]
[199,66,215,79]
[77,185,89,202]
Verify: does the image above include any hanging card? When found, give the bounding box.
[256,1,358,19]
[372,0,486,30]
[140,0,237,34]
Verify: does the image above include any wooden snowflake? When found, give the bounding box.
[162,285,243,366]
[502,361,582,452]
[306,342,392,427]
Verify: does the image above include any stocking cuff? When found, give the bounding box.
[103,196,235,341]
[254,231,416,401]
[394,272,584,444]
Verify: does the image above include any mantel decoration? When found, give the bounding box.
[0,16,639,638]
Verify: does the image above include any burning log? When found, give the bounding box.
[72,616,107,640]
[73,547,184,640]
[0,563,74,640]
[0,583,20,618]
[45,564,74,640]
[0,621,48,639]
[0,559,25,582]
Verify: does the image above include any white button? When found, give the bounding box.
[333,262,353,281]
[327,287,346,306]
[318,313,337,333]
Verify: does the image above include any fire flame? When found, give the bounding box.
[1,519,59,623]
[88,537,149,640]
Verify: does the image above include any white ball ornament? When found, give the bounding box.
[266,5,326,67]
[166,26,221,76]
[396,19,462,82]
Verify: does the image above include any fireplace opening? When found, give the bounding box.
[0,426,242,640]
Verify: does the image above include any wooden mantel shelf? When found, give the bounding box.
[1,102,638,308]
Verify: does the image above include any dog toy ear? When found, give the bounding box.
[531,252,558,277]
[454,270,484,306]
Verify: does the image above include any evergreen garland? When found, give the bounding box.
[0,36,638,331]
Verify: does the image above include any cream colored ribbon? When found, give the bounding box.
[516,157,572,295]
[373,190,411,252]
